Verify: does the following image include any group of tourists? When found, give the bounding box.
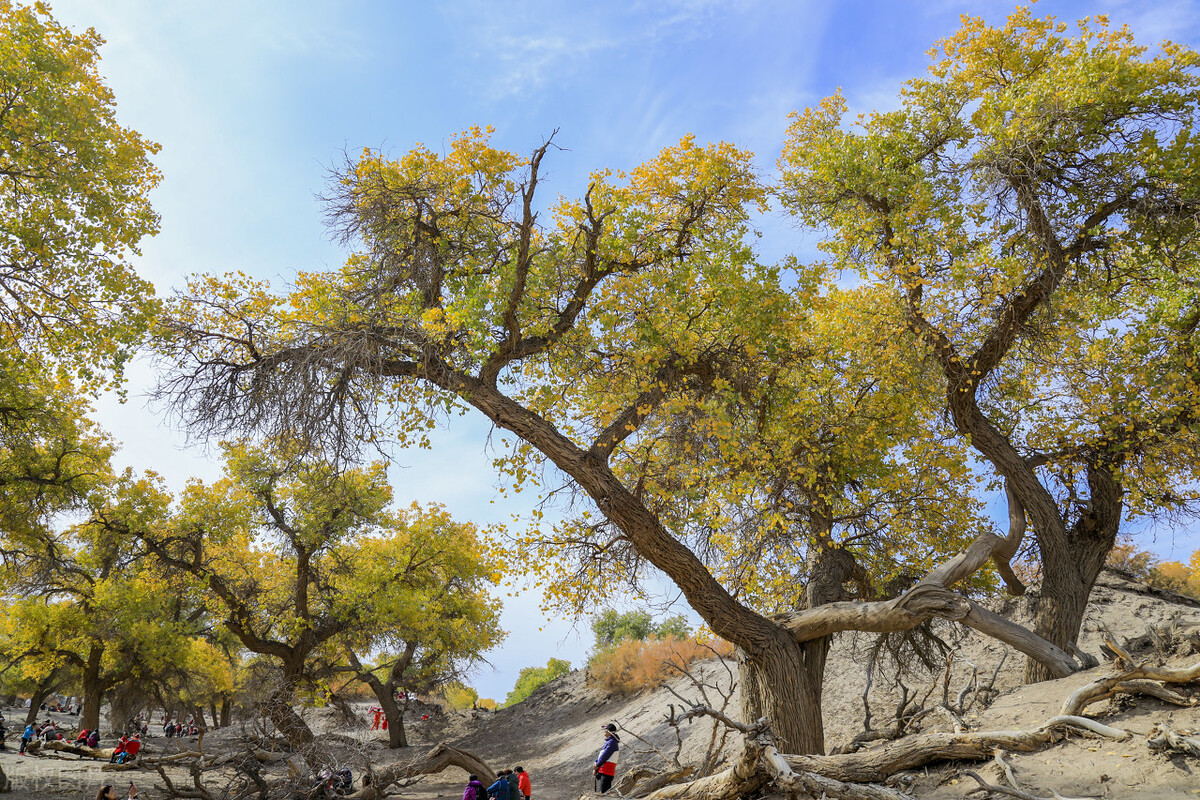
[13,718,144,763]
[162,718,198,739]
[17,719,68,753]
[72,727,103,749]
[460,721,618,799]
[108,734,143,763]
[463,766,532,800]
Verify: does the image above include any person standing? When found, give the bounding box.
[19,722,33,754]
[462,775,487,800]
[486,772,510,800]
[515,766,531,800]
[505,769,519,799]
[593,723,620,794]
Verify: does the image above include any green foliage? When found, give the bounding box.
[441,681,479,710]
[592,610,654,648]
[503,657,570,708]
[655,615,691,641]
[0,0,160,388]
[592,609,691,649]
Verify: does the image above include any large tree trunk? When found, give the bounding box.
[1024,468,1121,683]
[738,629,826,754]
[268,673,313,747]
[81,645,104,733]
[381,689,408,749]
[220,697,231,728]
[352,664,408,748]
[24,667,63,727]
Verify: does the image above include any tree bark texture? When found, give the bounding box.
[81,645,104,734]
[737,629,825,754]
[267,674,313,747]
[1025,500,1118,683]
[345,743,493,800]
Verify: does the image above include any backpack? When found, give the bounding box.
[335,768,352,790]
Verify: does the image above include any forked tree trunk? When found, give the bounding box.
[25,676,57,726]
[352,664,409,748]
[738,629,827,754]
[1025,526,1115,683]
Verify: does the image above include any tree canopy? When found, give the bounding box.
[779,8,1200,681]
[0,0,160,387]
[155,123,1085,753]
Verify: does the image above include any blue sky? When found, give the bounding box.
[44,0,1200,701]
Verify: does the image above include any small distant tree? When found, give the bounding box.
[592,610,654,648]
[593,610,692,649]
[134,439,396,747]
[333,503,504,748]
[503,658,570,707]
[654,615,691,641]
[441,681,479,711]
[1151,560,1200,597]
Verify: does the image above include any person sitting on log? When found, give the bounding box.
[109,735,128,763]
[117,734,141,764]
[87,730,100,748]
[74,728,90,746]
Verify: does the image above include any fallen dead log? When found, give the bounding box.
[25,739,115,759]
[633,733,916,800]
[343,743,493,800]
[1062,659,1200,716]
[1146,722,1200,758]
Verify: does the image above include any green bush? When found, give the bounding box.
[503,657,571,707]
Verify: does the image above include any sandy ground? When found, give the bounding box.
[4,570,1200,799]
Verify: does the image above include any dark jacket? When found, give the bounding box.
[595,732,620,776]
[487,777,510,800]
[506,772,520,797]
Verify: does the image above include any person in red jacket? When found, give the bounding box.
[515,766,531,800]
[119,735,142,764]
[109,736,128,764]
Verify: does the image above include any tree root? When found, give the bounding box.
[629,655,1200,799]
[1146,722,1200,758]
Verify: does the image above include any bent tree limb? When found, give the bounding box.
[346,743,493,800]
[775,490,1081,679]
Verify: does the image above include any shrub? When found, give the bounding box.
[503,657,571,707]
[477,697,498,711]
[588,635,731,695]
[441,681,479,711]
